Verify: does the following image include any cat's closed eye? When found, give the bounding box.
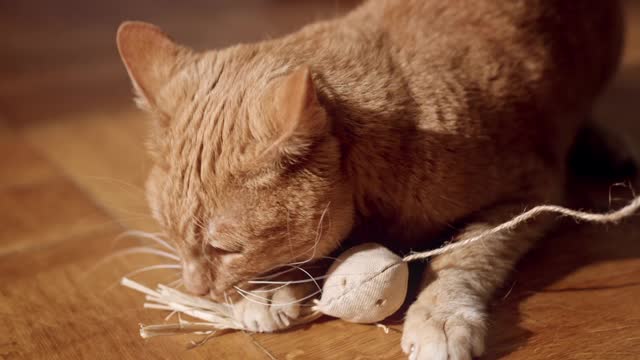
[207,239,243,254]
[207,221,245,254]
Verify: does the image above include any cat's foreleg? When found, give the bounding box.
[401,201,553,360]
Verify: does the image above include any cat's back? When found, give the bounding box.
[345,0,623,160]
[352,0,623,122]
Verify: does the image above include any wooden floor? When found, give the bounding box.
[1,1,640,359]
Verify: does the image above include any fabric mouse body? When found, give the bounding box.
[314,243,409,323]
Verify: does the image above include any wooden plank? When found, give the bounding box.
[254,320,405,360]
[0,131,115,254]
[0,123,58,188]
[22,110,158,232]
[486,221,640,359]
[0,228,271,360]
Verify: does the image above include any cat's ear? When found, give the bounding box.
[260,66,329,159]
[117,21,191,109]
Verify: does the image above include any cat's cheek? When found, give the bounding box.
[218,252,244,267]
[144,168,166,225]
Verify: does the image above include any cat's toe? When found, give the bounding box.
[235,299,281,332]
[233,285,305,332]
[269,285,302,327]
[402,303,486,360]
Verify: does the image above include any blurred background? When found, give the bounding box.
[1,1,639,359]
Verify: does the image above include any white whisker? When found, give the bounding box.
[108,247,181,262]
[167,277,183,288]
[286,208,293,258]
[275,257,340,272]
[81,175,146,194]
[250,266,298,280]
[233,286,273,302]
[117,230,177,253]
[234,287,322,307]
[122,264,182,279]
[191,215,208,233]
[248,203,332,283]
[245,283,291,293]
[291,265,322,293]
[248,275,328,285]
[285,202,331,267]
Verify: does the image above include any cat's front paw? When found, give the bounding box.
[232,284,309,332]
[402,301,487,360]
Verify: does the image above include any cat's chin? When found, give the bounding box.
[207,289,228,302]
[207,286,236,303]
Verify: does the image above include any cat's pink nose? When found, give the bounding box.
[182,261,209,295]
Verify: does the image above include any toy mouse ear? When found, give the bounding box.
[116,21,192,108]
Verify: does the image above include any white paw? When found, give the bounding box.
[402,303,486,360]
[232,285,304,333]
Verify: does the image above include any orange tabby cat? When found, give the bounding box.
[117,0,623,358]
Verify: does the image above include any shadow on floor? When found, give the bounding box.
[486,64,640,359]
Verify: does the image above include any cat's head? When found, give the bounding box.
[117,22,354,300]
